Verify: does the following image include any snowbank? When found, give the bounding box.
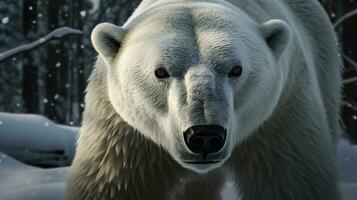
[0,152,67,200]
[339,138,357,183]
[0,112,78,167]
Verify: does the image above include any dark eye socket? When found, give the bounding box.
[228,65,243,78]
[155,67,170,79]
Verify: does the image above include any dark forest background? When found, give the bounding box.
[0,0,356,142]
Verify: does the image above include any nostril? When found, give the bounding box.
[208,136,224,153]
[190,136,205,152]
[209,136,223,145]
[183,125,227,155]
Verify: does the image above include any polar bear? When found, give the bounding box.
[67,0,342,199]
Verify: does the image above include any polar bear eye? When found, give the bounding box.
[228,65,243,78]
[155,67,170,79]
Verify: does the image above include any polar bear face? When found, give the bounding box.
[91,2,291,173]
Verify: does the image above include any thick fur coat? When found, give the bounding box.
[67,0,342,199]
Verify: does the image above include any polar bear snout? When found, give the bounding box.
[183,125,227,161]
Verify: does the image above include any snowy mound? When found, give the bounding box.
[0,112,78,167]
[0,113,356,200]
[0,152,68,200]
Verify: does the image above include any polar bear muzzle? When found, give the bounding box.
[183,125,227,162]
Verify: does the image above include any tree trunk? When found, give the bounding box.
[22,0,38,113]
[342,0,357,142]
[45,0,62,122]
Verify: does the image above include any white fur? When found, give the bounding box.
[67,0,342,199]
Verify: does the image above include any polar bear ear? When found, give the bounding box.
[91,23,127,66]
[260,19,291,59]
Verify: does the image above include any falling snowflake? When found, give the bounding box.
[2,17,9,24]
[55,62,61,67]
[80,11,87,17]
[69,121,74,125]
[43,98,48,103]
[0,121,3,125]
[54,94,59,99]
[44,122,50,127]
[353,115,357,120]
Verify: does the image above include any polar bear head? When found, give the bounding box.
[91,2,291,173]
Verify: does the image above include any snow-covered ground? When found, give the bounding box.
[0,112,78,167]
[0,113,356,200]
[0,152,68,200]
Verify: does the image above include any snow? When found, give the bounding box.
[334,9,357,29]
[0,113,356,200]
[2,17,9,24]
[0,112,77,167]
[0,152,68,200]
[80,11,87,17]
[89,0,99,13]
[0,27,82,63]
[338,138,357,184]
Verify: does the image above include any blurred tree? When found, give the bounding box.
[0,0,23,112]
[45,0,63,122]
[341,0,357,142]
[42,0,92,124]
[22,0,39,113]
[320,0,357,142]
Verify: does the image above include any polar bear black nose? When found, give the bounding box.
[183,125,226,158]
